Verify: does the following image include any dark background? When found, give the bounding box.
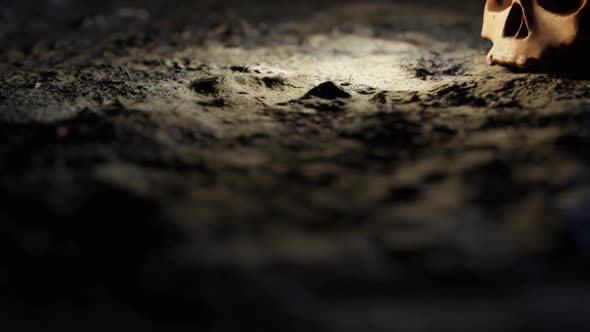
[0,0,484,45]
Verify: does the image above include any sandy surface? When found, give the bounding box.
[1,0,590,331]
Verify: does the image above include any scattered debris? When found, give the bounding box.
[231,63,290,75]
[406,54,466,80]
[356,85,377,95]
[370,91,388,104]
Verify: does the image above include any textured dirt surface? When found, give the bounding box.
[1,0,590,331]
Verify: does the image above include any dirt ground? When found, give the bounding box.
[1,0,590,331]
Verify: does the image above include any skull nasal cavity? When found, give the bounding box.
[503,3,529,39]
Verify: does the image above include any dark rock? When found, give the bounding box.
[302,81,351,100]
[230,65,249,72]
[262,76,286,89]
[191,77,219,95]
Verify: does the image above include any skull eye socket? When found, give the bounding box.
[488,0,512,12]
[537,0,585,15]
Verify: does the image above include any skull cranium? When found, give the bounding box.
[482,0,588,68]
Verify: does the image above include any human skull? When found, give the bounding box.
[482,0,588,68]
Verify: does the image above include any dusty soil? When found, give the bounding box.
[1,0,590,331]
